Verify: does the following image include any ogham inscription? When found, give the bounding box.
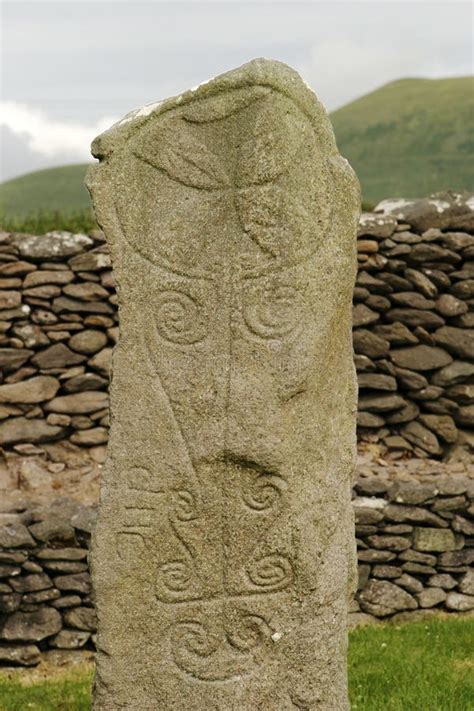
[87,59,360,710]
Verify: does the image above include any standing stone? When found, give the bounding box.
[87,59,359,710]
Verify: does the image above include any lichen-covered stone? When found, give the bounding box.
[87,58,359,710]
[1,608,62,642]
[413,528,460,552]
[359,580,417,617]
[0,643,41,666]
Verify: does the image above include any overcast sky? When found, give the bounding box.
[0,0,472,181]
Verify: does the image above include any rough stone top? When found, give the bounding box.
[86,57,360,280]
[89,58,339,161]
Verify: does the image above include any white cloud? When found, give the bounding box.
[0,102,117,161]
[298,37,473,111]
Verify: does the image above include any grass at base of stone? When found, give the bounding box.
[0,665,93,711]
[349,617,474,711]
[0,209,98,236]
[0,618,472,710]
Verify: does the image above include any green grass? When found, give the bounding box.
[0,208,97,235]
[349,617,474,711]
[0,618,472,710]
[0,164,91,219]
[0,666,93,711]
[332,76,474,204]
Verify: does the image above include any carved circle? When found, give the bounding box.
[172,621,219,658]
[155,291,207,345]
[248,554,293,590]
[242,474,282,511]
[243,285,304,340]
[159,560,192,592]
[171,489,199,522]
[226,614,268,652]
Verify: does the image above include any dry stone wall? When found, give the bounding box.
[0,499,96,666]
[0,476,472,666]
[355,192,474,459]
[0,191,473,460]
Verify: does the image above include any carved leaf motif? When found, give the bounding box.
[236,184,314,260]
[182,86,270,123]
[134,121,230,190]
[236,95,306,187]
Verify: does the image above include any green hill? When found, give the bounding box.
[0,76,473,226]
[0,163,91,218]
[331,76,474,204]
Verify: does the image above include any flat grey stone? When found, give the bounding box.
[1,608,62,642]
[458,570,474,595]
[413,528,461,552]
[445,592,474,611]
[416,587,446,608]
[0,643,41,666]
[64,606,97,631]
[0,376,60,405]
[10,232,92,260]
[390,345,452,371]
[49,629,90,649]
[10,573,53,593]
[359,580,417,617]
[0,523,35,548]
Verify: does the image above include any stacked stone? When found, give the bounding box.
[0,499,95,666]
[0,191,473,459]
[355,192,474,458]
[352,474,474,622]
[0,229,115,453]
[0,477,472,666]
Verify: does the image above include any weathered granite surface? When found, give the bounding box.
[86,59,360,709]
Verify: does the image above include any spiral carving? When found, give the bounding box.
[248,554,293,591]
[242,285,303,340]
[159,560,192,592]
[226,614,269,652]
[155,290,207,344]
[242,472,282,512]
[170,613,268,681]
[171,489,199,522]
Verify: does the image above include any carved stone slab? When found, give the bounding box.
[86,58,360,710]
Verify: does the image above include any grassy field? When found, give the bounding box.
[0,164,92,220]
[332,76,474,204]
[0,617,472,710]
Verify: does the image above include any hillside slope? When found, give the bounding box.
[332,76,474,203]
[0,164,91,218]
